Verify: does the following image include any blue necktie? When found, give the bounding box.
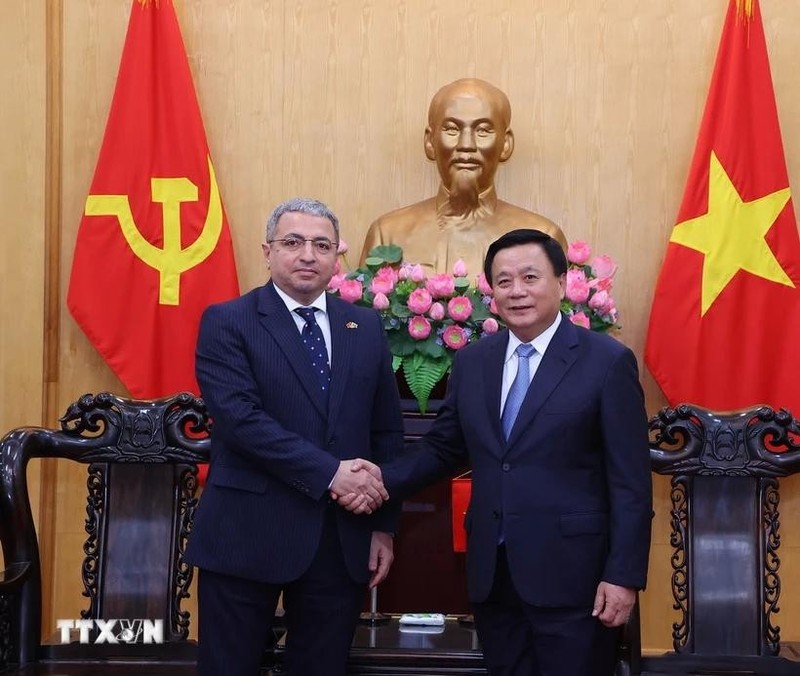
[501,343,536,440]
[295,307,331,394]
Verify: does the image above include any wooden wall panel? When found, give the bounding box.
[49,0,133,635]
[0,3,46,431]
[0,1,47,573]
[0,0,792,653]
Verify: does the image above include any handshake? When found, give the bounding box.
[330,458,388,514]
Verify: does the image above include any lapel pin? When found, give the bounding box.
[346,321,358,329]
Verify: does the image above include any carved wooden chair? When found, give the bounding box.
[0,392,209,674]
[643,404,800,674]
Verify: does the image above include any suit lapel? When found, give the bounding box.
[505,317,579,450]
[257,283,329,418]
[326,296,355,429]
[483,332,508,453]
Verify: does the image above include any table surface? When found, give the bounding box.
[351,617,481,654]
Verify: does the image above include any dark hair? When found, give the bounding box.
[483,229,568,285]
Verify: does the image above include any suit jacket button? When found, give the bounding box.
[502,463,510,471]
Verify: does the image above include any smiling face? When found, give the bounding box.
[424,80,513,195]
[490,242,566,342]
[261,211,339,305]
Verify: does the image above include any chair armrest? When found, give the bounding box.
[0,562,31,592]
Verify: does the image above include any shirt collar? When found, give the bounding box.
[273,283,329,315]
[504,312,562,363]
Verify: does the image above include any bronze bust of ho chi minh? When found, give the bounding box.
[360,78,567,277]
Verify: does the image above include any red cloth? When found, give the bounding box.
[451,475,471,553]
[67,0,239,400]
[645,0,800,416]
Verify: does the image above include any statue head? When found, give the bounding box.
[424,79,515,205]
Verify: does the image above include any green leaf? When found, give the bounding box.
[416,339,447,359]
[470,300,492,321]
[364,256,386,268]
[402,353,452,414]
[454,277,471,291]
[390,299,413,318]
[367,244,403,264]
[389,331,419,356]
[391,354,403,373]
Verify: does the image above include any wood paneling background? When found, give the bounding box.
[2,0,800,652]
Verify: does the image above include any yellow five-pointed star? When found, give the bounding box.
[670,150,794,315]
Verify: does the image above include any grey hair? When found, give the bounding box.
[264,197,340,242]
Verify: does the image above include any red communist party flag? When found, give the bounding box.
[68,0,239,399]
[645,0,800,416]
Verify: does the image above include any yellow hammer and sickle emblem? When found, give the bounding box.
[84,155,223,305]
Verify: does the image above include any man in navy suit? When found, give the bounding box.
[345,229,652,675]
[187,197,404,676]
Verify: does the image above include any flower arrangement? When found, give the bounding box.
[562,241,620,331]
[329,240,619,413]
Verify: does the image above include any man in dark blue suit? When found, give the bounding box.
[345,229,652,675]
[187,197,404,676]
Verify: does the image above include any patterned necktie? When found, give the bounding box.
[501,343,536,440]
[295,307,331,394]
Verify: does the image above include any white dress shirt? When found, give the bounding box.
[272,284,333,367]
[500,313,562,415]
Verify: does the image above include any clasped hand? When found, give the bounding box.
[330,458,387,514]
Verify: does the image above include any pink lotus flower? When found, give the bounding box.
[426,273,456,298]
[338,279,363,303]
[408,315,432,340]
[567,240,591,265]
[337,239,349,255]
[428,302,445,321]
[372,292,390,311]
[565,268,590,304]
[476,273,493,296]
[442,325,468,350]
[588,290,613,316]
[570,312,591,329]
[327,273,347,291]
[447,296,473,322]
[370,266,398,295]
[452,259,468,278]
[482,317,499,334]
[590,254,617,279]
[408,264,425,283]
[588,276,613,293]
[407,288,433,314]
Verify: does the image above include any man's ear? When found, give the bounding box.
[424,126,436,161]
[499,129,515,163]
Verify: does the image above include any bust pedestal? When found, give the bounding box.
[374,396,471,615]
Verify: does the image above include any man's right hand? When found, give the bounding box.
[330,459,388,514]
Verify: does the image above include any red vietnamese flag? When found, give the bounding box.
[645,0,800,415]
[68,0,239,399]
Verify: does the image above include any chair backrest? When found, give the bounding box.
[647,404,800,674]
[0,392,209,667]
